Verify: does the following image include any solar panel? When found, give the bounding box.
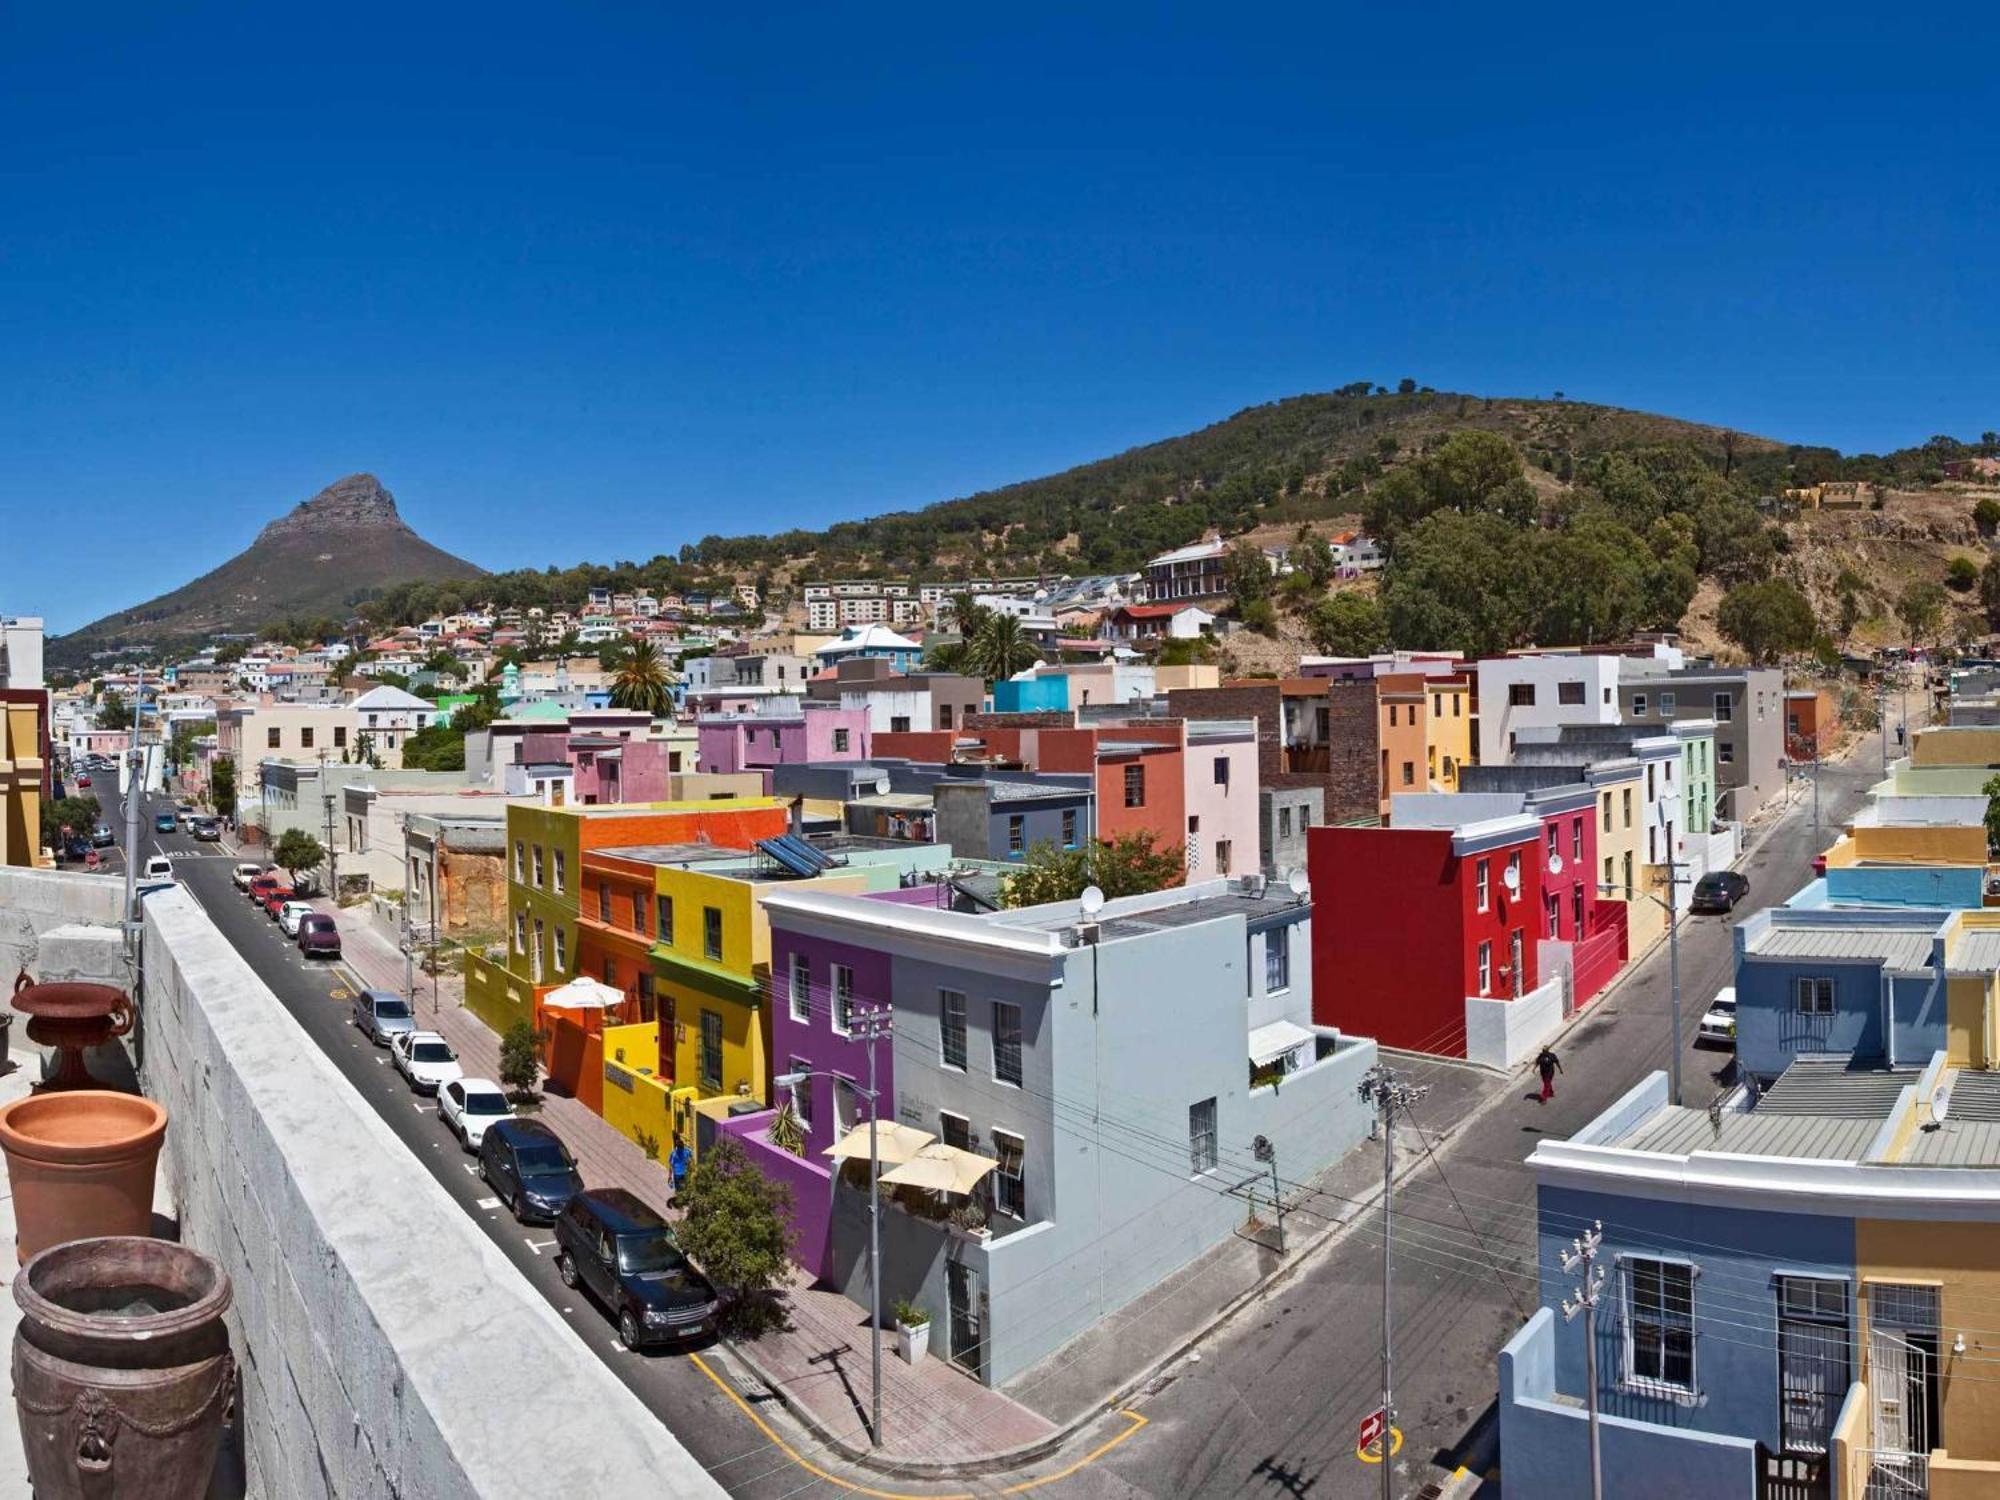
[775,834,834,872]
[756,837,829,878]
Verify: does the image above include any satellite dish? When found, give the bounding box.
[1932,1084,1952,1124]
[1079,885,1106,918]
[1286,868,1310,898]
[1502,863,1522,893]
[874,776,892,796]
[1548,854,1564,875]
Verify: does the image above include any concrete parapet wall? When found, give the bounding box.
[138,884,721,1499]
[0,866,126,985]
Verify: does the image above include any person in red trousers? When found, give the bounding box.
[1536,1046,1563,1104]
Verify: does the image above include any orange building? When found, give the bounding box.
[1377,672,1431,814]
[1785,688,1838,761]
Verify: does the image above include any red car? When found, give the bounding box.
[261,886,297,919]
[296,913,342,959]
[75,774,90,787]
[246,874,286,906]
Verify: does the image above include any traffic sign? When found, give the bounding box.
[1358,1407,1386,1453]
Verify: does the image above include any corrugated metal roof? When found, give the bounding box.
[1616,1108,1880,1160]
[1757,1059,1915,1118]
[1745,925,1936,970]
[1951,931,2000,973]
[1901,1116,2000,1166]
[1943,1070,2000,1122]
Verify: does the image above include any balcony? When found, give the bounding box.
[1284,745,1330,774]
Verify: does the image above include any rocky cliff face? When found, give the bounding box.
[254,473,412,544]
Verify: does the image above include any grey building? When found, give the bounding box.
[1618,664,1782,820]
[1260,785,1322,877]
[932,777,1095,863]
[765,876,1376,1387]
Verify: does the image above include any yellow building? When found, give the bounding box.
[1,696,47,868]
[1588,762,1659,944]
[1425,675,1475,792]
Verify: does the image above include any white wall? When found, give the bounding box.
[1464,972,1567,1070]
[1475,657,1622,766]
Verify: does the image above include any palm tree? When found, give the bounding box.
[609,639,675,716]
[971,613,1037,683]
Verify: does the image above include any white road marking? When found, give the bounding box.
[525,1238,556,1256]
[412,1101,430,1112]
[462,1163,480,1175]
[476,1196,502,1210]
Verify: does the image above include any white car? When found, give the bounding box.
[231,862,266,891]
[142,855,173,880]
[437,1078,510,1151]
[1697,989,1737,1049]
[392,1031,463,1095]
[277,901,315,937]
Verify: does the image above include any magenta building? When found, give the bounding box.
[696,703,870,776]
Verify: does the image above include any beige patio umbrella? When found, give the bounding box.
[879,1142,1000,1197]
[822,1121,936,1167]
[541,975,627,1009]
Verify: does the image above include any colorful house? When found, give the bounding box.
[696,703,870,776]
[1804,796,1993,910]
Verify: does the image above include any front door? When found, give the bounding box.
[1777,1277,1848,1457]
[1867,1283,1939,1497]
[947,1260,982,1375]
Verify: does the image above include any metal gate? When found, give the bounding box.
[947,1260,983,1377]
[1865,1284,1936,1499]
[1778,1277,1849,1456]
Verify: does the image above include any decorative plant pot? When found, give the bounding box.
[895,1319,931,1365]
[13,1236,234,1500]
[0,1091,167,1264]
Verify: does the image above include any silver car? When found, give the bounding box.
[352,990,416,1048]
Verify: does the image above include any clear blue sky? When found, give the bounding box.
[4,4,1995,632]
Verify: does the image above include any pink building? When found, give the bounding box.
[1180,720,1262,879]
[697,704,870,776]
[518,731,681,804]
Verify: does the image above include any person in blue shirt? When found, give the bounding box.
[668,1139,692,1199]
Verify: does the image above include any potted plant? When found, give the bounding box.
[891,1297,931,1364]
[946,1197,990,1243]
[767,1097,807,1156]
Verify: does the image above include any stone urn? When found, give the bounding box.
[13,1236,234,1500]
[11,971,134,1093]
[0,1091,166,1264]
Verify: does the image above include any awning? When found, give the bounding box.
[879,1142,999,1197]
[1248,1019,1317,1067]
[822,1121,936,1166]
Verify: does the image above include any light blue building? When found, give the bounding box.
[991,675,1069,714]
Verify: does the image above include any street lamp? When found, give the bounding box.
[774,1004,893,1447]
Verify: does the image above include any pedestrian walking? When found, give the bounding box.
[1535,1046,1563,1104]
[668,1138,692,1199]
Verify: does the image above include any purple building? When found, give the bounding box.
[697,702,870,776]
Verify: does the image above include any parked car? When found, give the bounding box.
[191,818,221,842]
[437,1078,511,1151]
[246,874,285,905]
[555,1189,718,1350]
[153,812,176,834]
[391,1030,462,1095]
[297,913,342,959]
[1697,990,1738,1049]
[1690,870,1750,914]
[175,805,197,828]
[142,855,173,880]
[232,862,267,891]
[91,824,114,848]
[276,901,314,937]
[479,1118,582,1223]
[352,990,415,1047]
[75,774,89,788]
[63,837,90,861]
[260,885,297,918]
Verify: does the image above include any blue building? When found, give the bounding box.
[991,674,1069,714]
[811,624,924,674]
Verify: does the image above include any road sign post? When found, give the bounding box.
[1358,1407,1387,1456]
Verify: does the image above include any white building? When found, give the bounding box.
[1474,654,1624,766]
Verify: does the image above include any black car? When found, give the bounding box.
[555,1188,718,1350]
[1690,870,1750,914]
[479,1118,583,1225]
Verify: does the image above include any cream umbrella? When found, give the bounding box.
[822,1120,936,1166]
[542,975,626,1009]
[879,1142,1000,1196]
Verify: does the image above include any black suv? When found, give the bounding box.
[479,1118,583,1225]
[554,1188,719,1350]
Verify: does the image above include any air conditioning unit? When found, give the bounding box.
[1244,873,1268,898]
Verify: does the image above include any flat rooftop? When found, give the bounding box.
[1613,1106,1883,1161]
[1003,886,1305,941]
[1743,922,1937,970]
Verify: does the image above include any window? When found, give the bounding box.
[635,972,655,1022]
[602,956,617,987]
[833,728,850,753]
[1216,840,1232,875]
[830,963,854,1033]
[1400,760,1415,786]
[789,953,811,1023]
[1279,806,1293,839]
[1546,892,1560,939]
[1572,885,1584,935]
[1432,693,1442,717]
[1714,691,1733,722]
[1603,855,1614,892]
[1265,929,1290,992]
[993,1000,1023,1085]
[532,845,545,887]
[940,989,968,1069]
[1477,941,1492,995]
[1508,683,1535,707]
[1776,1277,1850,1455]
[656,895,673,945]
[598,886,612,923]
[1188,1098,1217,1174]
[267,727,281,749]
[890,716,910,734]
[1557,680,1585,705]
[514,840,525,880]
[992,1129,1025,1219]
[1124,764,1145,807]
[1213,756,1229,787]
[631,891,647,934]
[1718,741,1735,764]
[939,705,954,728]
[1632,694,1648,717]
[703,906,723,961]
[1475,859,1491,912]
[531,920,544,981]
[552,850,565,893]
[1622,851,1634,899]
[1647,764,1656,800]
[1547,825,1559,860]
[1659,691,1676,715]
[1602,796,1612,832]
[832,1077,858,1136]
[1623,1259,1696,1393]
[300,726,314,750]
[334,726,348,749]
[1795,977,1834,1015]
[787,1058,812,1126]
[1061,809,1077,848]
[1387,704,1398,728]
[1621,788,1633,827]
[513,911,526,954]
[552,926,566,972]
[1008,814,1025,854]
[699,1011,724,1090]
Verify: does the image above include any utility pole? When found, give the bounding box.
[1879,685,1889,775]
[121,665,145,950]
[853,1004,893,1447]
[1360,1064,1428,1499]
[1560,1221,1607,1500]
[318,748,338,899]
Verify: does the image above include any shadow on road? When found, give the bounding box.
[1249,1453,1322,1496]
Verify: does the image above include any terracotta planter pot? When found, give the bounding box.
[0,1092,167,1264]
[14,1236,233,1500]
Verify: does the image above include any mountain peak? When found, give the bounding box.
[255,473,409,544]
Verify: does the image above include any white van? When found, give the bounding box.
[143,855,174,881]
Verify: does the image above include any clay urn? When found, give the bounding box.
[0,1092,167,1264]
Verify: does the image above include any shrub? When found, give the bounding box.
[675,1139,795,1336]
[498,1021,543,1099]
[1946,556,1979,593]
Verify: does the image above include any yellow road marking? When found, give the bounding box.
[1355,1425,1404,1463]
[689,1351,1146,1497]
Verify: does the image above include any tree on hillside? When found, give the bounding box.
[1363,430,1538,552]
[1947,557,1980,593]
[1380,511,1538,657]
[1001,833,1184,908]
[1290,526,1336,589]
[211,757,237,820]
[1980,557,2000,631]
[1307,593,1388,657]
[274,829,325,890]
[1716,579,1816,664]
[1224,542,1272,611]
[399,722,466,772]
[674,1138,794,1337]
[609,639,675,716]
[1975,497,2000,536]
[97,691,132,731]
[1896,580,1948,650]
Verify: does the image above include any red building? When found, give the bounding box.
[1310,811,1552,1063]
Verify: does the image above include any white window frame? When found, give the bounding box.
[1264,929,1290,994]
[1188,1097,1218,1175]
[1621,1255,1698,1398]
[699,1010,724,1090]
[1477,941,1492,996]
[789,953,811,1023]
[830,963,854,1035]
[1795,976,1835,1015]
[939,988,968,1071]
[992,1000,1023,1086]
[1475,859,1490,913]
[991,1127,1026,1220]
